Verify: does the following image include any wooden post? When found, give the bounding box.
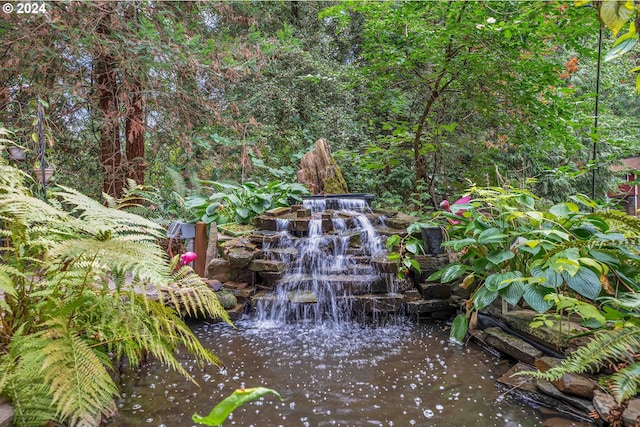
[194,221,207,277]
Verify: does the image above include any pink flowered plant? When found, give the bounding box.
[440,195,471,224]
[180,251,198,265]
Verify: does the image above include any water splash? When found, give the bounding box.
[254,197,397,323]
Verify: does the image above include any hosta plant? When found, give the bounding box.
[430,185,640,342]
[185,180,310,225]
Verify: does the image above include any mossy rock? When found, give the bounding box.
[216,291,238,309]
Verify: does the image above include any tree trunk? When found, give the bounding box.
[95,14,123,199]
[125,77,146,185]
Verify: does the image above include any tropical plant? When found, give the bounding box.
[0,145,230,426]
[185,180,310,225]
[430,185,640,342]
[386,221,430,279]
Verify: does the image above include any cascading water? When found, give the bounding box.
[253,197,396,323]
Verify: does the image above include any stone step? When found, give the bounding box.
[483,326,543,365]
[406,298,457,320]
[352,293,404,313]
[287,290,318,304]
[274,274,388,295]
[417,282,452,299]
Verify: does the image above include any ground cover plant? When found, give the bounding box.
[0,144,229,426]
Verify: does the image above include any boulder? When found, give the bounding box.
[207,258,232,282]
[227,247,258,269]
[0,397,12,427]
[385,212,421,230]
[592,390,620,425]
[417,282,451,300]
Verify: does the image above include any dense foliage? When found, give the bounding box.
[1,1,639,215]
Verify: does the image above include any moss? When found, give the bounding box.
[216,291,238,309]
[322,159,349,194]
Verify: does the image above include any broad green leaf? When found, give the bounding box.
[606,36,637,61]
[387,252,401,261]
[205,202,220,215]
[599,0,635,37]
[523,285,554,313]
[525,211,543,223]
[530,266,563,288]
[586,216,609,232]
[485,273,507,292]
[485,272,522,292]
[193,387,282,426]
[486,250,515,266]
[576,304,606,325]
[613,21,637,46]
[440,263,468,283]
[386,235,401,249]
[250,202,265,214]
[406,241,420,255]
[549,202,578,218]
[516,194,535,209]
[450,314,468,343]
[201,214,215,224]
[473,286,498,310]
[235,206,250,219]
[579,257,603,272]
[477,228,508,244]
[589,249,620,266]
[562,268,602,300]
[499,280,525,305]
[442,238,476,251]
[550,257,580,276]
[185,195,208,209]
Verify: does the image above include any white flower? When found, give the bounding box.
[487,17,496,24]
[476,24,484,29]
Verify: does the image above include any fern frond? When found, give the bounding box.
[524,327,640,403]
[166,167,188,197]
[597,210,640,235]
[4,333,59,427]
[46,238,170,287]
[39,318,118,425]
[53,185,165,239]
[535,328,640,380]
[608,362,640,404]
[164,263,231,321]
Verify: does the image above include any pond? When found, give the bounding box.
[109,318,557,427]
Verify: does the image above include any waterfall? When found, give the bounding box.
[253,197,400,324]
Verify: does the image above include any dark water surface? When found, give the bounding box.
[110,318,547,427]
